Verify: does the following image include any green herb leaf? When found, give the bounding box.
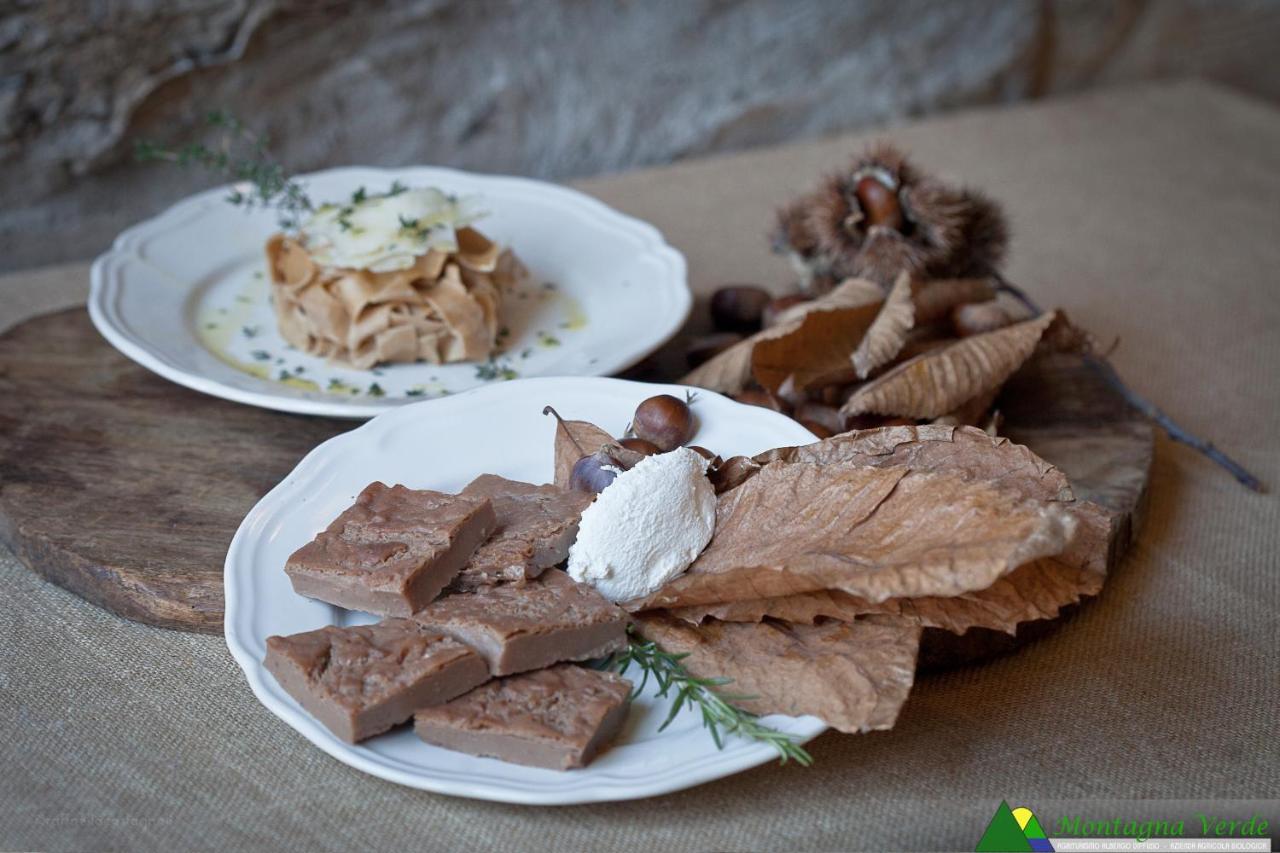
[605,629,813,766]
[475,359,519,382]
[135,112,313,232]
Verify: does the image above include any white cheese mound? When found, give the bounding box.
[567,447,716,603]
[301,187,484,273]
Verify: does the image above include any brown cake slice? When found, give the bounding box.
[285,482,497,616]
[450,474,592,592]
[414,664,632,770]
[265,618,490,744]
[414,569,627,675]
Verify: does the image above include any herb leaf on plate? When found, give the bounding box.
[605,628,814,766]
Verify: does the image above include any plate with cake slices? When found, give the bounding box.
[91,166,689,418]
[224,377,823,804]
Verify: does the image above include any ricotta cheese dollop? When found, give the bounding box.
[301,187,484,273]
[567,447,716,603]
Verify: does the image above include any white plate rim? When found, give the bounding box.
[223,376,827,804]
[90,165,691,418]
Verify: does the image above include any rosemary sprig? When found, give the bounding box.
[606,631,813,766]
[135,110,313,231]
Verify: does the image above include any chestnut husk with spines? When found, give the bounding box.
[773,143,1009,294]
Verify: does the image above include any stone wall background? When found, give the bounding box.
[2,0,1279,273]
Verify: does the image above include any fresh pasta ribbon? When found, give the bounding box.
[265,227,521,370]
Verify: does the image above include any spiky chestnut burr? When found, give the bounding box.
[772,144,1009,294]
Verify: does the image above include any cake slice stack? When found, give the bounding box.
[267,476,630,769]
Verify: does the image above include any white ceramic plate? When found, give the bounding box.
[224,377,824,804]
[91,167,689,418]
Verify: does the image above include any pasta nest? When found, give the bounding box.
[265,227,522,369]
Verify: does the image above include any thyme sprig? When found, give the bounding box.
[135,110,313,231]
[606,630,813,766]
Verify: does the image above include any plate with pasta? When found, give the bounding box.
[90,166,690,417]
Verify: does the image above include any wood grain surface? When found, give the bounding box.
[0,309,1152,646]
[0,308,350,632]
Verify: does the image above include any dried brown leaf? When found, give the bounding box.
[912,277,996,324]
[681,278,883,395]
[551,418,615,489]
[852,271,915,379]
[841,311,1057,419]
[670,590,864,625]
[745,424,1066,497]
[895,327,957,362]
[634,613,920,733]
[669,560,1103,635]
[627,460,1076,611]
[751,300,881,393]
[749,424,1111,573]
[679,333,758,395]
[668,425,1113,635]
[888,559,1103,633]
[1040,308,1093,354]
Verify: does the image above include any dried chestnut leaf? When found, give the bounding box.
[895,327,958,362]
[745,424,1069,497]
[669,560,1103,636]
[682,277,883,395]
[626,460,1076,611]
[634,613,920,734]
[750,301,882,394]
[841,311,1057,419]
[679,336,757,396]
[851,270,915,379]
[669,425,1113,636]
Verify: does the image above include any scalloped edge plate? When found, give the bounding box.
[224,377,824,804]
[91,167,690,418]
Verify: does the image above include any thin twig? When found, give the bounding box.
[995,274,1265,493]
[135,111,314,231]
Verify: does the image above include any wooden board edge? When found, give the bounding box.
[0,507,224,634]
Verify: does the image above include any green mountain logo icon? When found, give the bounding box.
[976,801,1053,852]
[976,801,1033,852]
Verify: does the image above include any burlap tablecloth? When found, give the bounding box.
[2,81,1276,852]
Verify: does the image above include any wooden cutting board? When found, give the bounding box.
[0,309,351,632]
[0,307,1153,645]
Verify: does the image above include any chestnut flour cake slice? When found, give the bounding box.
[265,618,490,744]
[414,569,627,675]
[414,664,632,770]
[285,482,496,616]
[451,474,593,591]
